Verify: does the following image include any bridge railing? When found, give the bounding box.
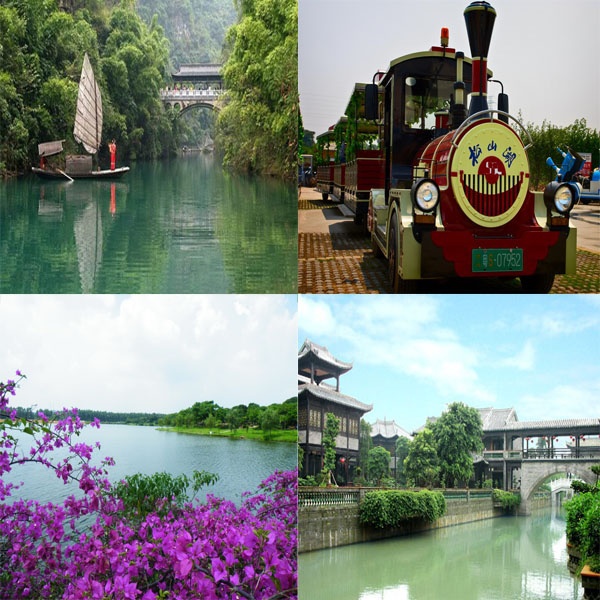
[160,89,223,101]
[483,448,600,460]
[523,448,600,460]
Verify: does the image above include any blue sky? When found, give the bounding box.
[298,295,600,433]
[299,0,599,137]
[0,295,298,413]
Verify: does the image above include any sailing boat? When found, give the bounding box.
[32,53,129,180]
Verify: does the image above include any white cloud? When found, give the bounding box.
[297,296,337,339]
[0,295,297,413]
[499,340,536,371]
[299,296,495,406]
[518,380,600,422]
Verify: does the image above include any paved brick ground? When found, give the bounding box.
[298,190,599,294]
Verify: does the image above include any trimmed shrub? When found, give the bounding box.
[492,489,521,511]
[359,490,446,529]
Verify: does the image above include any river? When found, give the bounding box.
[0,155,296,293]
[299,509,582,600]
[5,424,296,506]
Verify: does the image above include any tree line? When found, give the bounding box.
[158,397,297,433]
[12,406,166,426]
[523,117,599,189]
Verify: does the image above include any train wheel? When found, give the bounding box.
[520,273,555,293]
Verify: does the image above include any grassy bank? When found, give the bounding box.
[158,426,297,443]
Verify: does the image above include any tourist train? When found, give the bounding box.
[315,1,578,293]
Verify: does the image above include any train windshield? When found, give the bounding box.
[404,76,454,130]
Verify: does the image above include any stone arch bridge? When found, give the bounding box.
[480,416,599,515]
[160,63,223,114]
[520,459,596,514]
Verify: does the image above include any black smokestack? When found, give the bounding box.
[464,1,497,116]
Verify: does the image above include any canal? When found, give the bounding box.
[0,155,296,293]
[299,509,581,600]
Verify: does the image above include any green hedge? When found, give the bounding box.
[359,490,446,529]
[566,489,600,573]
[492,489,521,511]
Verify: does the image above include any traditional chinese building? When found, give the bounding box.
[298,340,372,483]
[371,419,413,479]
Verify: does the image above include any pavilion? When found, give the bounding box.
[298,340,372,483]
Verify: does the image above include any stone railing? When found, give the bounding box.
[298,487,493,508]
[298,488,361,507]
[160,89,222,101]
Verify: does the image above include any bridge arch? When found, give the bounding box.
[520,459,597,514]
[179,101,221,116]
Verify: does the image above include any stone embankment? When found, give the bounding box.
[299,488,550,553]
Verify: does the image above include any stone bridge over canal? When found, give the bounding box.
[520,460,596,514]
[481,416,600,515]
[160,63,223,114]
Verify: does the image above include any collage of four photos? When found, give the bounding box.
[0,0,598,598]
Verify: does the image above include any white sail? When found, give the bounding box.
[73,53,103,155]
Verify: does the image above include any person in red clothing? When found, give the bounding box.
[108,139,117,170]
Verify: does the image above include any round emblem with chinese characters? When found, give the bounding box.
[450,121,530,227]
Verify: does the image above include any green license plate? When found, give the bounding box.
[472,248,523,273]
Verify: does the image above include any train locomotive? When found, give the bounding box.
[320,1,578,293]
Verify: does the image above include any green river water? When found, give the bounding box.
[299,509,582,600]
[0,154,297,293]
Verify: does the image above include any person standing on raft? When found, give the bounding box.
[108,139,117,171]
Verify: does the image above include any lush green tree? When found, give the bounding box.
[322,412,340,486]
[228,406,244,433]
[404,428,439,488]
[368,446,391,485]
[260,407,280,441]
[276,397,297,429]
[217,0,297,179]
[432,402,483,488]
[246,402,263,428]
[359,419,373,479]
[395,436,412,486]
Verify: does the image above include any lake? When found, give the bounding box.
[0,155,297,293]
[5,424,297,505]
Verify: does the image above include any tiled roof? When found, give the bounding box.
[371,419,413,440]
[478,407,518,430]
[298,339,353,372]
[299,382,372,413]
[499,418,600,432]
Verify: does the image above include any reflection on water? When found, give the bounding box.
[299,509,581,600]
[0,156,296,293]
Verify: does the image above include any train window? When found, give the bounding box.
[404,76,453,130]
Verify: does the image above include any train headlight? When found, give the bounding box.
[411,179,440,213]
[543,181,577,214]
